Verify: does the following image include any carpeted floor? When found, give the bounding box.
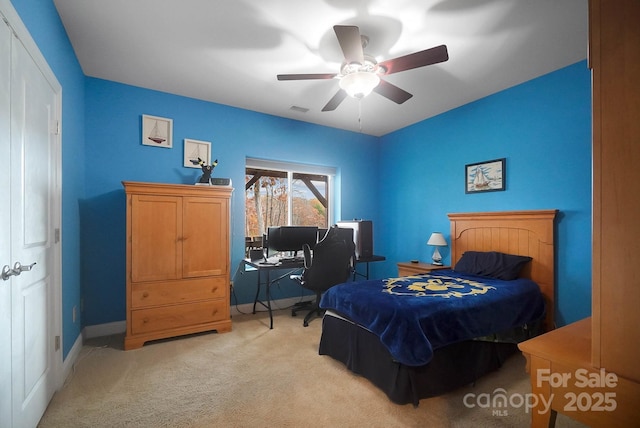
[38,310,587,427]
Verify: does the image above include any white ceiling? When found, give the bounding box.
[53,0,588,137]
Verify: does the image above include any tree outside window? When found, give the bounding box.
[245,167,329,240]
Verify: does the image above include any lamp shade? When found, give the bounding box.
[339,71,380,98]
[427,232,447,247]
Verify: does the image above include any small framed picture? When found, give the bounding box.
[184,139,211,168]
[142,114,173,148]
[465,158,505,193]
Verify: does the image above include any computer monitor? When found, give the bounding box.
[266,226,319,258]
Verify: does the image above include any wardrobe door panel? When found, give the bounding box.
[182,196,228,278]
[131,195,182,282]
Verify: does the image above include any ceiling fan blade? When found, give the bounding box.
[373,79,413,104]
[321,89,347,112]
[379,45,449,75]
[333,25,364,64]
[277,73,337,81]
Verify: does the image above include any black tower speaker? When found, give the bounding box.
[336,220,373,259]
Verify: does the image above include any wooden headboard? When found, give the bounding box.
[448,210,558,331]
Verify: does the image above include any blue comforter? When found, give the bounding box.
[319,270,545,366]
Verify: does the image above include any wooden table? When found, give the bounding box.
[518,317,640,427]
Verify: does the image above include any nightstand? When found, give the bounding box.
[396,261,450,277]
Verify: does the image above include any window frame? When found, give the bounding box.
[245,157,336,232]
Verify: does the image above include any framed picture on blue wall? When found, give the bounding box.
[142,114,173,148]
[465,158,505,193]
[184,139,211,168]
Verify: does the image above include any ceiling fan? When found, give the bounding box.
[277,25,449,112]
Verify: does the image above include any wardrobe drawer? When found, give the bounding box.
[131,277,227,308]
[130,299,229,335]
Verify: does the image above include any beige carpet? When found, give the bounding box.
[39,310,587,427]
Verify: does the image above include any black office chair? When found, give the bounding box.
[291,226,355,327]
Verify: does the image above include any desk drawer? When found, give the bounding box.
[131,299,229,335]
[131,277,227,308]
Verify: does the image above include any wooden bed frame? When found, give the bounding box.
[318,209,559,406]
[448,209,557,330]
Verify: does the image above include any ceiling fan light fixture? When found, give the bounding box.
[276,25,448,111]
[339,71,380,99]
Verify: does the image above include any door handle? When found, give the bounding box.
[1,262,36,281]
[13,261,36,273]
[1,265,14,281]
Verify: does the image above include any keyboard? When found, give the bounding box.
[278,256,304,263]
[256,256,304,266]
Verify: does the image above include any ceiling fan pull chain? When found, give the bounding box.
[358,98,363,133]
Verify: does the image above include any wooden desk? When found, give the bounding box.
[518,318,640,427]
[396,261,450,276]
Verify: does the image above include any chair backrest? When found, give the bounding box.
[301,226,355,293]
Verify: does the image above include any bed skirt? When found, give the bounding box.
[318,312,518,406]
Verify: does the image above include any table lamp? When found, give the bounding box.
[427,232,447,265]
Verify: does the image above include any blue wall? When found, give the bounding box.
[82,78,379,325]
[10,1,591,360]
[377,61,592,326]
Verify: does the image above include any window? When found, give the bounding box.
[245,158,335,240]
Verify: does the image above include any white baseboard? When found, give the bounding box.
[79,297,314,340]
[83,320,126,339]
[58,334,83,389]
[60,332,83,386]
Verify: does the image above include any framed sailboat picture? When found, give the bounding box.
[465,158,505,193]
[184,139,211,168]
[142,114,173,148]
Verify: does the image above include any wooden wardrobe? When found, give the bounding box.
[123,181,232,350]
[590,0,640,383]
[519,1,640,426]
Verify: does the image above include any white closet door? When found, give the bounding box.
[0,17,13,427]
[9,27,58,428]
